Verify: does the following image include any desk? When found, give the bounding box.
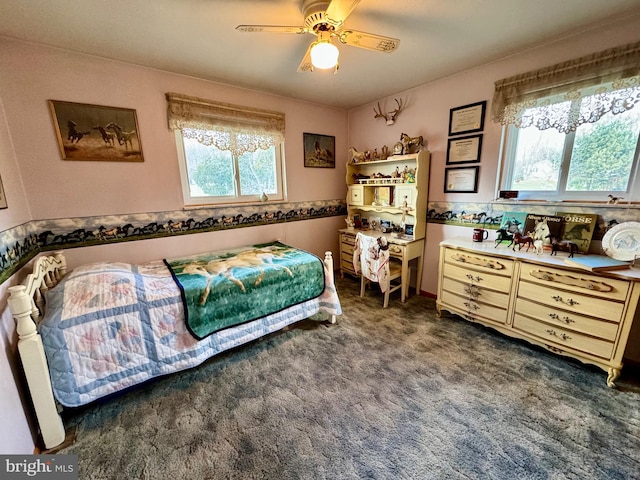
[339,228,424,302]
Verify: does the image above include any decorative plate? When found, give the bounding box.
[601,221,640,261]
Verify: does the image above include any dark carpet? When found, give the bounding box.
[58,275,640,480]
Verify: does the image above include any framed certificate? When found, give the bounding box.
[444,166,479,193]
[448,101,486,136]
[446,134,483,164]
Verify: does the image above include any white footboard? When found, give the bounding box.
[8,251,67,450]
[324,251,338,324]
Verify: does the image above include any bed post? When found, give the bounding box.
[8,285,65,449]
[324,251,337,324]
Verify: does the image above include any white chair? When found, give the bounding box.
[361,258,407,308]
[354,232,409,308]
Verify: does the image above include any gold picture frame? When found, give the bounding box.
[0,172,7,209]
[49,100,143,162]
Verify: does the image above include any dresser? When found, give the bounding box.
[339,228,424,302]
[437,239,640,387]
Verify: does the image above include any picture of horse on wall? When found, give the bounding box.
[303,132,335,168]
[49,100,143,162]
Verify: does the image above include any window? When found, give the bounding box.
[501,88,640,201]
[493,41,640,202]
[167,93,286,206]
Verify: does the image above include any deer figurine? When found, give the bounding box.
[374,98,404,125]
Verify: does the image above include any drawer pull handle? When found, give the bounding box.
[546,329,572,341]
[464,302,479,311]
[466,274,483,283]
[464,286,480,298]
[451,253,505,270]
[529,269,613,293]
[548,313,575,324]
[552,295,579,306]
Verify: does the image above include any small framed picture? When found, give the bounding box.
[404,224,414,236]
[353,214,362,228]
[380,220,392,233]
[448,100,486,136]
[446,134,483,164]
[303,132,335,168]
[444,165,479,193]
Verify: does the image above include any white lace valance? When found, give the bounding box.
[492,41,640,133]
[166,93,285,156]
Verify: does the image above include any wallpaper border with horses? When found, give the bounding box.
[425,201,638,244]
[0,199,346,284]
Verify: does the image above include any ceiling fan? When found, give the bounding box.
[236,0,400,73]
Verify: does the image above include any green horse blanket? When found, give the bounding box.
[164,242,325,339]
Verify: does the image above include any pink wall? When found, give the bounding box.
[0,39,348,219]
[347,14,640,296]
[3,12,640,453]
[0,37,348,453]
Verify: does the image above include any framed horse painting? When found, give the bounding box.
[48,100,144,162]
[303,132,335,168]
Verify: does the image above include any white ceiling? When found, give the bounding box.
[1,0,640,109]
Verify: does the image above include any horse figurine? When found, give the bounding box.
[400,133,424,154]
[533,239,544,255]
[512,232,534,251]
[495,228,514,248]
[546,234,578,258]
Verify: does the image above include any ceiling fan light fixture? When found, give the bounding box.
[310,40,339,69]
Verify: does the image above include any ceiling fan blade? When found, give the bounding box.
[236,25,309,34]
[297,44,313,73]
[325,0,361,26]
[337,30,399,53]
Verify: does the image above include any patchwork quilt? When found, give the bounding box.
[165,242,325,339]
[39,256,341,407]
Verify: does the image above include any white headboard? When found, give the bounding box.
[7,250,67,450]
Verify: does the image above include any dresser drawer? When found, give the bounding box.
[341,232,356,245]
[388,243,404,259]
[348,185,364,205]
[441,290,509,325]
[515,297,619,341]
[443,262,512,292]
[442,277,510,309]
[341,250,355,265]
[513,314,614,359]
[341,259,356,275]
[443,248,514,277]
[519,264,629,301]
[341,242,355,255]
[517,281,623,322]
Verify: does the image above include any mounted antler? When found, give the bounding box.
[373,102,388,122]
[389,98,403,123]
[373,98,404,125]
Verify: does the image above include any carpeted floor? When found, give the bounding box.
[58,275,640,480]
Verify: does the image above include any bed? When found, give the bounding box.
[7,242,341,449]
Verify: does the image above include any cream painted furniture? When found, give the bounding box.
[437,239,640,387]
[361,257,405,308]
[8,250,339,450]
[341,149,430,301]
[346,150,430,240]
[340,229,424,303]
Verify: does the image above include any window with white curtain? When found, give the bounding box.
[493,41,640,201]
[166,93,286,206]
